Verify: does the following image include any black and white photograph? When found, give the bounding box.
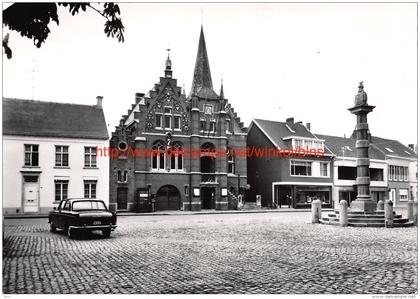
[1,1,418,296]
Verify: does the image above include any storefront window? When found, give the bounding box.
[295,187,330,206]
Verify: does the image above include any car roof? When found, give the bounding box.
[65,198,104,202]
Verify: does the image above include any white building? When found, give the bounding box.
[371,136,418,206]
[317,134,417,208]
[2,97,109,215]
[316,134,388,209]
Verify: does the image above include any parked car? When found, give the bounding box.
[49,198,117,238]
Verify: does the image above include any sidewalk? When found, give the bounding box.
[4,207,325,219]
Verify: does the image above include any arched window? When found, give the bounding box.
[117,170,128,182]
[170,142,183,171]
[151,140,166,170]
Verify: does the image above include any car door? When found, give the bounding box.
[54,200,67,229]
[59,201,71,229]
[50,200,62,228]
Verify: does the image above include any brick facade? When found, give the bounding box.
[109,27,247,212]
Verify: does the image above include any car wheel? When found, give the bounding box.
[50,221,56,233]
[102,228,111,238]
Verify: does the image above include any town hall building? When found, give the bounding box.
[109,26,247,212]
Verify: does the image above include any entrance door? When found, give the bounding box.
[390,189,396,204]
[23,176,39,213]
[117,187,128,210]
[156,185,181,211]
[201,187,215,209]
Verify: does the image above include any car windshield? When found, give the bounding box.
[72,201,107,211]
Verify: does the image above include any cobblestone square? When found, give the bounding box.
[2,212,418,294]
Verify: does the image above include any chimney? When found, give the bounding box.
[306,122,311,131]
[135,92,144,104]
[286,117,294,127]
[96,96,103,108]
[408,144,414,150]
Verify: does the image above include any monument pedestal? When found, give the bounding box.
[350,198,377,213]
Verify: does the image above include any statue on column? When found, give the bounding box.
[354,81,368,106]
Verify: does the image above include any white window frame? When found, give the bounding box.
[24,144,39,166]
[164,106,172,129]
[290,160,312,177]
[399,189,408,202]
[84,181,97,199]
[55,180,68,203]
[170,144,184,171]
[151,142,166,171]
[226,119,231,133]
[228,154,235,174]
[55,145,69,167]
[404,167,408,181]
[209,120,216,133]
[84,147,97,168]
[155,113,163,129]
[117,170,128,183]
[200,119,206,132]
[320,162,329,177]
[173,115,181,131]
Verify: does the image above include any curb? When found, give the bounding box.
[4,208,330,219]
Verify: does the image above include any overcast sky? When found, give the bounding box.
[3,3,417,146]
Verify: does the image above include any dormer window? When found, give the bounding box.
[292,138,324,150]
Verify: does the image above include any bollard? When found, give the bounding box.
[311,199,322,223]
[384,200,393,228]
[339,200,348,227]
[237,195,243,210]
[413,201,418,226]
[317,199,322,221]
[256,195,262,207]
[407,199,414,222]
[376,200,384,211]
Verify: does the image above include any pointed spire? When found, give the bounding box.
[164,47,172,78]
[189,26,218,100]
[219,78,224,100]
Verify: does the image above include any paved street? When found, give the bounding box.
[3,212,418,294]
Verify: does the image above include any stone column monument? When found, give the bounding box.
[348,82,376,212]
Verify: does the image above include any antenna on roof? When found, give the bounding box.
[31,59,39,101]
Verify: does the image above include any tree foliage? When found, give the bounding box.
[2,2,124,59]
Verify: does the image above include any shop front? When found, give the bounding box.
[273,184,332,209]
